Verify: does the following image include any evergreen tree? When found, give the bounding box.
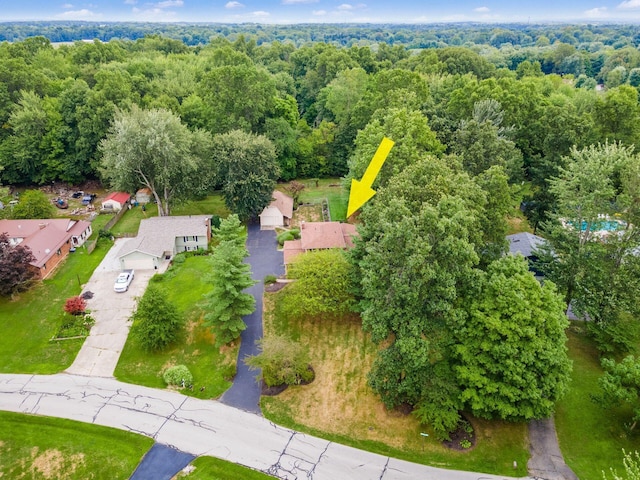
[203,215,256,347]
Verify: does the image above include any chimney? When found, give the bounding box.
[39,223,46,229]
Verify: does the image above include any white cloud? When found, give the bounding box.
[155,0,183,7]
[252,10,270,17]
[55,8,99,19]
[618,0,640,8]
[474,6,490,13]
[282,0,318,3]
[337,4,353,10]
[312,9,326,15]
[585,6,609,17]
[225,1,244,8]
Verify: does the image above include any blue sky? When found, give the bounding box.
[4,0,640,23]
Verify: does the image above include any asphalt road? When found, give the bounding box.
[0,373,530,480]
[220,224,285,413]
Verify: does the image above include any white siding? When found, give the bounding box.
[259,206,284,230]
[101,199,123,211]
[120,251,158,270]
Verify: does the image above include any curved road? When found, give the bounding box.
[0,373,529,480]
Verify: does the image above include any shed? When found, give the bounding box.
[101,192,130,211]
[259,191,294,230]
[136,188,152,205]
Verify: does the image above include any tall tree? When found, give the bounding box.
[455,254,571,421]
[203,215,256,348]
[99,105,212,216]
[212,130,279,220]
[11,189,54,219]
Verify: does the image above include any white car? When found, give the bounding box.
[114,270,135,292]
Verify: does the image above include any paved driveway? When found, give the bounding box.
[65,238,166,377]
[220,224,285,413]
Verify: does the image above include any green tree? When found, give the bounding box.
[598,356,640,431]
[280,249,356,320]
[455,255,571,421]
[131,284,183,352]
[11,189,54,219]
[203,215,256,348]
[245,335,313,387]
[0,232,37,297]
[350,155,486,434]
[99,105,212,216]
[212,130,279,220]
[604,450,640,480]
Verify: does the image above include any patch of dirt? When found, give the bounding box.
[30,448,85,479]
[262,381,288,396]
[442,415,476,451]
[291,204,323,226]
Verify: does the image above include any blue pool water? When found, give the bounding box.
[573,220,622,232]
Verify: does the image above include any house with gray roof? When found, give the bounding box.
[507,232,547,275]
[117,215,211,271]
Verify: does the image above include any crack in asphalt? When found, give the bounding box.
[267,430,296,478]
[153,396,189,440]
[378,457,389,479]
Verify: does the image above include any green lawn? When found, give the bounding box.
[555,324,638,480]
[109,194,230,236]
[288,178,349,221]
[0,411,153,480]
[88,211,115,239]
[0,239,111,374]
[114,255,237,399]
[181,456,275,479]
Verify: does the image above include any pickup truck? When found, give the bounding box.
[114,269,135,292]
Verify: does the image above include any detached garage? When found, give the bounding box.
[119,249,161,271]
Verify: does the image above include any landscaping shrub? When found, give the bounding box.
[64,296,87,315]
[277,231,295,246]
[163,365,193,387]
[264,274,277,285]
[245,335,314,387]
[131,284,183,351]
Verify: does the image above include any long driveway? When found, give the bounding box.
[0,373,530,480]
[65,238,167,377]
[220,224,284,413]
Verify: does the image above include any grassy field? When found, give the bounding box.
[181,456,275,479]
[260,291,529,477]
[0,239,111,374]
[0,411,153,479]
[555,324,638,480]
[114,255,237,399]
[282,178,349,222]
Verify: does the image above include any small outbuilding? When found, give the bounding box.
[135,188,152,205]
[101,192,130,212]
[259,191,294,230]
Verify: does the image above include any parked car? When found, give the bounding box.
[114,270,135,293]
[72,191,84,199]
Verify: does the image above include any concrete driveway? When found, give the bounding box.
[65,238,167,377]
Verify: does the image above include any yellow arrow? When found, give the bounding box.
[347,137,395,217]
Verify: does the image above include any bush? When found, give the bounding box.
[277,231,295,246]
[163,365,193,388]
[64,296,87,315]
[245,335,314,387]
[289,228,300,239]
[131,284,183,351]
[264,274,277,285]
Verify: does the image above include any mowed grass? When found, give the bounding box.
[109,194,230,236]
[0,411,153,480]
[181,456,275,479]
[260,291,529,477]
[0,239,111,373]
[555,324,638,480]
[284,178,349,221]
[114,255,237,399]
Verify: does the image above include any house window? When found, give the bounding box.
[57,249,61,255]
[192,236,197,241]
[183,236,188,243]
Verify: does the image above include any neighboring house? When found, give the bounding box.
[135,188,152,205]
[0,218,92,279]
[259,191,294,230]
[283,221,358,267]
[117,215,211,271]
[507,232,547,274]
[101,192,130,212]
